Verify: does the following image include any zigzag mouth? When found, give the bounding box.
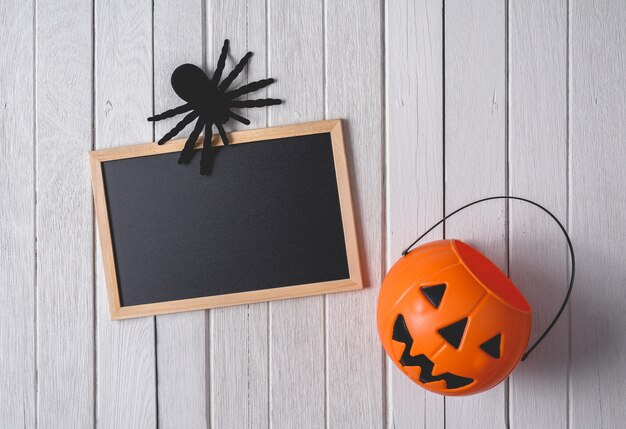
[392,314,474,390]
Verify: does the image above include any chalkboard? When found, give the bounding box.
[90,120,362,319]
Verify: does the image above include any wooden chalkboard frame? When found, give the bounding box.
[89,119,362,319]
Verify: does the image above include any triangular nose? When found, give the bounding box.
[437,317,468,349]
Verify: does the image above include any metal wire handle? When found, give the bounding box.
[401,196,575,362]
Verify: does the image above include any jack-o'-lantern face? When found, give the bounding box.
[377,240,532,396]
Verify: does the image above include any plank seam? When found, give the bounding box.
[246,305,250,428]
[204,310,214,428]
[504,0,511,427]
[442,1,447,425]
[380,0,389,428]
[441,0,446,244]
[322,0,329,427]
[201,0,207,71]
[566,0,572,427]
[91,0,98,427]
[264,0,269,127]
[33,0,39,426]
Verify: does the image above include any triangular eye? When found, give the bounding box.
[420,284,446,308]
[437,317,467,349]
[480,334,502,359]
[392,314,412,344]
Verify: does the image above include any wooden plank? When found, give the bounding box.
[152,0,207,427]
[267,0,325,427]
[94,0,156,427]
[444,0,507,427]
[384,0,445,427]
[35,0,94,426]
[206,2,269,425]
[508,1,568,427]
[0,1,36,428]
[325,0,384,427]
[571,0,626,427]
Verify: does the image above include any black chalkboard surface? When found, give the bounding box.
[90,120,362,319]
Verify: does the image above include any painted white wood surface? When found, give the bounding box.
[35,1,94,427]
[508,1,569,428]
[571,0,626,427]
[2,0,626,427]
[0,2,35,428]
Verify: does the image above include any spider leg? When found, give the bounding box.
[147,103,191,121]
[157,111,199,145]
[227,111,250,125]
[225,78,275,99]
[218,52,253,92]
[200,122,214,175]
[210,40,229,87]
[178,117,205,165]
[215,123,229,146]
[229,98,282,108]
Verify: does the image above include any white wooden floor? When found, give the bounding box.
[2,0,625,427]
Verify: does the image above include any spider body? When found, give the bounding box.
[149,40,281,175]
[171,64,229,124]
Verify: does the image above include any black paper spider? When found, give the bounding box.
[148,39,282,175]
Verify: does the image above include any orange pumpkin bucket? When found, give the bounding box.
[377,196,575,396]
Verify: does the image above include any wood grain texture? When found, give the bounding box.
[207,2,270,425]
[94,0,156,427]
[267,0,325,427]
[385,0,445,427]
[325,0,384,427]
[508,1,569,427]
[444,0,507,427]
[153,0,207,427]
[0,1,36,428]
[35,0,94,427]
[571,0,626,427]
